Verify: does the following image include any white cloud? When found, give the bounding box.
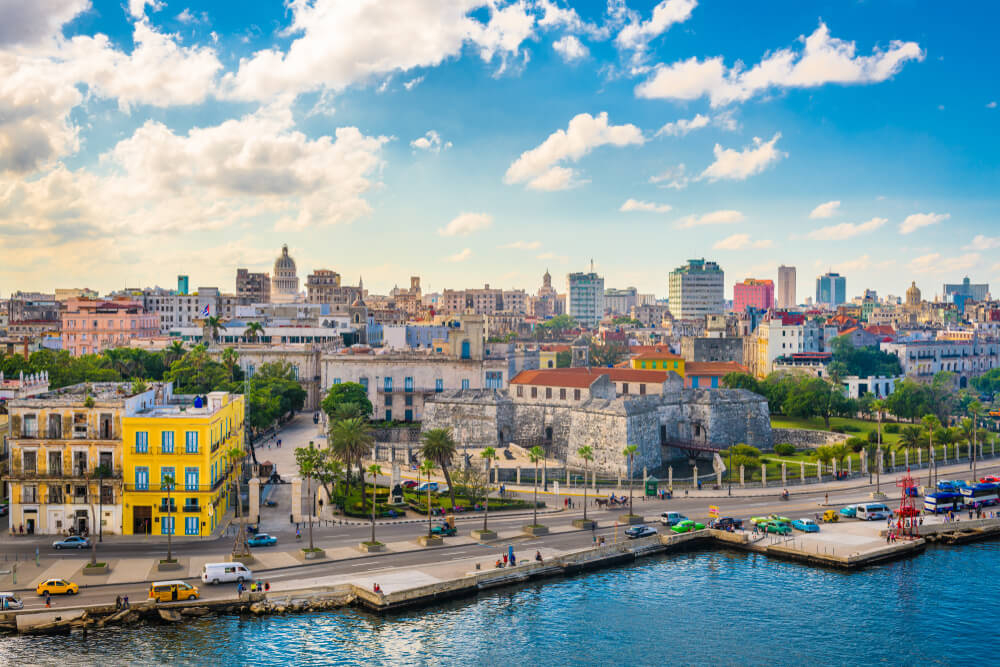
[403,75,424,90]
[712,233,772,250]
[438,212,493,237]
[650,164,689,189]
[620,199,671,213]
[656,113,709,137]
[176,9,209,24]
[0,0,89,48]
[809,200,840,219]
[804,217,886,240]
[831,254,893,274]
[128,0,164,19]
[899,212,949,234]
[535,251,567,262]
[699,133,785,181]
[965,234,1000,250]
[536,0,608,39]
[908,252,980,274]
[223,0,536,102]
[504,112,644,190]
[447,248,473,262]
[636,22,924,107]
[988,101,998,109]
[410,130,451,153]
[615,0,697,65]
[501,240,541,249]
[675,209,744,228]
[553,35,588,62]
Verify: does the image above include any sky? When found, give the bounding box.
[1,0,998,302]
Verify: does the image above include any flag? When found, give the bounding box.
[201,303,210,318]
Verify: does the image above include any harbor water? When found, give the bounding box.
[3,541,998,666]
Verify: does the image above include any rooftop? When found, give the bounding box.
[686,361,748,375]
[510,367,672,388]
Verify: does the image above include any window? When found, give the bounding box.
[185,516,199,535]
[692,376,700,388]
[461,340,471,359]
[559,388,566,400]
[545,387,552,399]
[531,387,537,398]
[461,379,470,390]
[641,361,647,369]
[184,467,199,491]
[640,384,646,395]
[404,395,413,406]
[136,431,148,453]
[135,467,149,490]
[333,378,341,385]
[622,383,629,395]
[359,377,369,391]
[161,516,175,536]
[385,409,392,421]
[161,431,174,454]
[384,377,393,392]
[21,450,37,474]
[574,389,581,400]
[161,467,176,490]
[517,385,524,397]
[435,379,443,392]
[384,396,393,407]
[405,376,413,392]
[185,431,198,454]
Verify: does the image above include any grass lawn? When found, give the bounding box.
[770,415,902,445]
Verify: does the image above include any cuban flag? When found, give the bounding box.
[201,303,210,317]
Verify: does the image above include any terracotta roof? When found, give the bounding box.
[864,325,895,336]
[686,361,747,376]
[631,351,683,361]
[841,326,861,335]
[510,367,669,388]
[540,344,570,352]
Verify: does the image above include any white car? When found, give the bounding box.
[659,512,688,526]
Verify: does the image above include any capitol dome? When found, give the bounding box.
[271,244,300,303]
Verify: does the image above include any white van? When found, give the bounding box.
[0,592,23,610]
[201,562,253,585]
[856,503,893,521]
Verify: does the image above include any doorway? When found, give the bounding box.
[133,506,152,534]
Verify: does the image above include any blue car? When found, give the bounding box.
[247,533,277,547]
[839,505,858,518]
[791,518,820,533]
[52,536,90,550]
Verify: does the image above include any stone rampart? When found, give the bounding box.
[771,428,848,450]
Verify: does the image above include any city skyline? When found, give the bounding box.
[2,0,998,297]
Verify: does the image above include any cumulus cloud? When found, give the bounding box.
[403,75,424,90]
[501,240,541,249]
[699,133,785,181]
[504,112,644,190]
[447,248,473,262]
[620,199,671,213]
[829,254,894,274]
[649,164,689,190]
[410,130,451,153]
[536,0,608,39]
[712,234,772,250]
[899,212,949,234]
[809,200,840,219]
[615,0,697,65]
[635,22,924,107]
[965,234,1000,250]
[223,0,536,101]
[675,209,744,228]
[553,35,588,62]
[0,0,90,48]
[908,252,980,274]
[656,113,709,137]
[804,217,886,240]
[128,0,164,19]
[438,212,493,237]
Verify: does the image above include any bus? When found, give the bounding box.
[856,503,893,520]
[960,483,999,508]
[924,492,963,514]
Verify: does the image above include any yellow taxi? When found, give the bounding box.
[149,580,200,603]
[36,578,79,596]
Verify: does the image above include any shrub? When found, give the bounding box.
[842,424,861,432]
[867,430,879,443]
[846,436,867,452]
[831,426,845,434]
[773,443,796,456]
[884,424,900,434]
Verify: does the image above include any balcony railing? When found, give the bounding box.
[6,465,123,480]
[15,426,117,442]
[183,504,201,513]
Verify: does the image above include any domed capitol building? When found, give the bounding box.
[271,244,300,303]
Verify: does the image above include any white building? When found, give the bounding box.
[271,245,300,303]
[567,270,605,329]
[668,259,725,320]
[881,337,1000,388]
[777,265,796,309]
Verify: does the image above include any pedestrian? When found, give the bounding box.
[510,552,516,566]
[503,552,508,566]
[265,581,270,592]
[45,592,51,608]
[123,595,129,609]
[825,493,828,505]
[238,581,244,596]
[115,595,122,610]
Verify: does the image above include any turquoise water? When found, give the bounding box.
[3,542,998,666]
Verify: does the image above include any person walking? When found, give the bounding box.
[45,592,51,608]
[115,595,122,611]
[237,581,244,597]
[502,552,508,566]
[123,595,129,609]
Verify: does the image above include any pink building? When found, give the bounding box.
[62,299,160,357]
[733,278,774,313]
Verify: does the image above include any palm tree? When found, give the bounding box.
[164,340,186,366]
[922,414,941,486]
[528,446,545,527]
[480,447,497,533]
[897,425,924,453]
[969,399,983,479]
[367,464,383,545]
[330,417,374,501]
[243,321,265,343]
[420,459,435,538]
[872,398,886,493]
[295,442,323,551]
[577,445,594,524]
[221,347,239,381]
[623,444,638,517]
[163,473,175,562]
[227,445,249,556]
[204,315,225,343]
[420,428,458,511]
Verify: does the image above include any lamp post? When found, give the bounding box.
[98,467,104,543]
[728,445,733,497]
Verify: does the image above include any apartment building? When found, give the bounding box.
[668,259,725,320]
[61,299,160,357]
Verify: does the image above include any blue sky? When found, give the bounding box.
[1,0,997,302]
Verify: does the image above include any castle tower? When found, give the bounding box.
[571,334,590,368]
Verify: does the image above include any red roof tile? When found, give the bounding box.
[686,361,747,376]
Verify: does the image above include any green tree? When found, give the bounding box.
[321,382,373,421]
[589,342,629,367]
[480,447,498,533]
[897,425,924,452]
[164,340,186,366]
[367,463,383,545]
[555,350,572,368]
[165,345,230,394]
[204,315,225,342]
[577,445,594,524]
[420,428,458,511]
[420,459,435,538]
[722,372,761,393]
[221,347,240,381]
[622,444,638,516]
[163,472,176,563]
[783,377,847,429]
[243,322,265,343]
[528,445,545,527]
[922,414,942,486]
[295,442,323,551]
[330,417,375,501]
[227,445,249,556]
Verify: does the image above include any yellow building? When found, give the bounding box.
[122,391,244,537]
[629,351,685,376]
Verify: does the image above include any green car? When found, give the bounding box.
[763,520,791,535]
[670,519,706,534]
[430,524,457,537]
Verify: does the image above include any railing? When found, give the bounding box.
[125,480,228,493]
[6,465,123,480]
[158,504,178,513]
[15,427,117,442]
[183,504,201,513]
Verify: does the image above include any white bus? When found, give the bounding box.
[923,493,962,514]
[960,484,998,508]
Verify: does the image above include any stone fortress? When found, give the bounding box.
[423,337,772,477]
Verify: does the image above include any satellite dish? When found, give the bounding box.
[194,396,203,409]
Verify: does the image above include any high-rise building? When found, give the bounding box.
[567,269,605,328]
[271,244,300,303]
[668,258,725,319]
[816,272,846,306]
[777,265,796,309]
[603,287,638,315]
[236,268,271,305]
[733,278,774,313]
[943,277,989,302]
[177,275,189,295]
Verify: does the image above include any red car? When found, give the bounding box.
[979,476,1000,484]
[402,480,419,489]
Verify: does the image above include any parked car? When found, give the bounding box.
[36,579,78,596]
[0,592,23,610]
[149,580,199,603]
[437,485,450,495]
[840,505,859,518]
[52,536,90,550]
[659,512,688,526]
[979,476,1000,484]
[201,562,252,585]
[402,480,419,489]
[791,518,820,533]
[247,533,278,547]
[670,519,705,534]
[762,520,791,535]
[416,482,439,492]
[624,525,657,539]
[0,503,8,517]
[751,514,789,525]
[708,517,744,531]
[430,524,457,537]
[822,510,840,523]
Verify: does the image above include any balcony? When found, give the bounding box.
[15,426,117,442]
[182,504,201,513]
[158,504,178,513]
[6,465,123,480]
